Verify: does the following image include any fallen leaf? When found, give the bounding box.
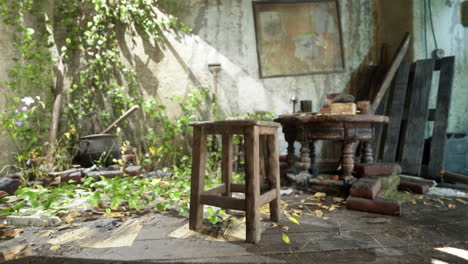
[0,191,8,198]
[292,212,302,218]
[37,230,54,238]
[448,204,456,209]
[109,212,125,218]
[315,210,323,217]
[456,198,468,205]
[423,201,432,206]
[282,233,290,244]
[83,216,98,222]
[50,245,61,251]
[320,205,330,210]
[57,223,79,231]
[411,200,416,205]
[332,197,344,203]
[1,244,30,261]
[297,205,304,209]
[0,224,6,229]
[314,192,326,197]
[260,204,270,214]
[328,205,338,211]
[0,228,24,239]
[303,202,322,206]
[288,217,300,225]
[293,209,302,215]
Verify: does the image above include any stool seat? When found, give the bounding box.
[189,120,281,243]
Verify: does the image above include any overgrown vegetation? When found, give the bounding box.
[0,0,292,244]
[0,0,195,176]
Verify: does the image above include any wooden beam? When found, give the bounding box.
[427,57,455,180]
[200,194,245,211]
[370,33,411,114]
[203,184,225,195]
[382,62,411,162]
[401,59,435,176]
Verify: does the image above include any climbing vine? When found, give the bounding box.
[0,0,193,171]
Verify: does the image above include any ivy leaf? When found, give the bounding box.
[209,215,218,225]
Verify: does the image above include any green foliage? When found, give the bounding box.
[0,0,191,172]
[206,206,227,225]
[0,95,49,180]
[3,184,79,216]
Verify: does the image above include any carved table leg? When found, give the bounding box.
[299,140,311,174]
[361,141,374,163]
[342,141,356,178]
[285,131,297,173]
[309,140,318,177]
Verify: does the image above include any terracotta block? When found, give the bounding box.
[354,163,402,177]
[350,177,381,199]
[87,170,124,180]
[60,172,83,184]
[0,178,21,195]
[124,165,143,176]
[122,154,136,164]
[398,181,429,194]
[122,146,137,155]
[331,103,356,115]
[346,196,401,216]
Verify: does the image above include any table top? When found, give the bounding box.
[274,114,389,124]
[190,120,281,128]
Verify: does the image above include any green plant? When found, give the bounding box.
[0,95,49,181]
[206,206,227,225]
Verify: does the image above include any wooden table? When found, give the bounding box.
[274,114,389,178]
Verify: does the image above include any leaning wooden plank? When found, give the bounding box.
[369,33,411,114]
[372,83,390,161]
[427,57,455,180]
[382,62,412,162]
[400,59,435,176]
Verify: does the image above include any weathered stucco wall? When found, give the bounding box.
[0,0,378,166]
[144,0,377,160]
[0,22,18,167]
[413,0,468,134]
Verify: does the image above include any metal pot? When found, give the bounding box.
[74,134,121,168]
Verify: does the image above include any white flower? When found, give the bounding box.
[21,97,35,106]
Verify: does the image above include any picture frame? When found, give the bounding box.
[252,0,345,78]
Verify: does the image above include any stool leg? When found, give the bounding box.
[222,134,233,202]
[267,132,281,222]
[245,126,261,243]
[189,127,207,231]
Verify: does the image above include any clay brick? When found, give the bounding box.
[350,177,381,199]
[122,154,136,164]
[398,181,429,194]
[124,165,143,176]
[331,103,356,115]
[354,163,402,177]
[87,170,124,180]
[0,178,21,195]
[60,172,83,184]
[346,196,401,216]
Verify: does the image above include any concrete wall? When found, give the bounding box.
[147,0,377,161]
[413,0,468,134]
[0,0,379,166]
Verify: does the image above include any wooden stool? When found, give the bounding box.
[189,120,281,243]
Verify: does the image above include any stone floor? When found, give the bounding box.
[3,192,468,264]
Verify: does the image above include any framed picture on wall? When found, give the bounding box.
[253,0,345,78]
